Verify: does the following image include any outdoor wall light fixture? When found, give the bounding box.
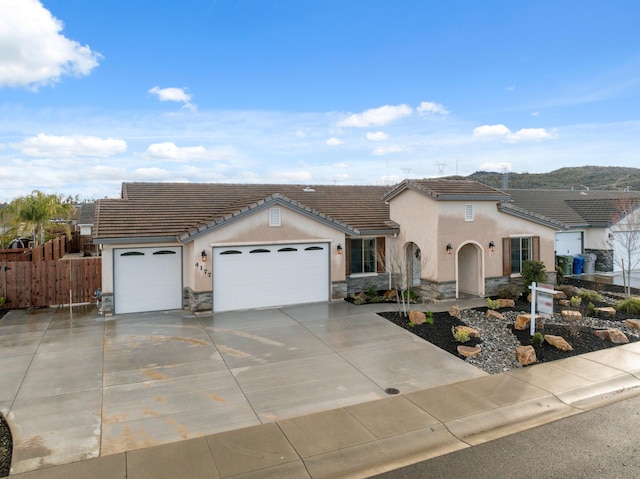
[201,250,207,262]
[489,241,495,252]
[336,243,343,255]
[446,243,453,255]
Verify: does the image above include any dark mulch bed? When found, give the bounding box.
[379,311,482,356]
[0,412,10,478]
[0,310,9,478]
[379,298,639,366]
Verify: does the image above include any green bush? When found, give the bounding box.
[496,282,521,300]
[521,260,548,290]
[486,298,500,310]
[425,310,434,325]
[555,264,565,285]
[0,297,4,307]
[452,326,470,343]
[366,287,379,298]
[570,295,582,307]
[576,288,604,303]
[587,301,596,317]
[531,332,544,347]
[615,297,640,315]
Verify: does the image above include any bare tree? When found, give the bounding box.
[384,239,430,317]
[608,196,640,298]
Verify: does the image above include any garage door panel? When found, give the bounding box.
[114,247,182,314]
[213,243,329,312]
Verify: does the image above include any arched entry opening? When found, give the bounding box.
[456,242,484,298]
[405,242,421,288]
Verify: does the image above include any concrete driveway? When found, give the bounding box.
[0,301,486,475]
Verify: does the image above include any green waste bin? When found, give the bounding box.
[557,255,573,275]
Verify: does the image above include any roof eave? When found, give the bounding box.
[93,236,179,245]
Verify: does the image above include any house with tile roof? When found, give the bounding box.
[94,180,562,315]
[506,189,640,273]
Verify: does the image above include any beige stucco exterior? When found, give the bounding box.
[101,204,346,301]
[389,189,557,298]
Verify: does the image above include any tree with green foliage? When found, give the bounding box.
[0,191,74,246]
[521,259,548,290]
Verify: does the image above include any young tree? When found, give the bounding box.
[0,191,75,246]
[608,196,640,298]
[384,239,430,317]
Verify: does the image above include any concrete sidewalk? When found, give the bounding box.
[10,342,640,478]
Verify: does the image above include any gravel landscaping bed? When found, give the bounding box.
[379,296,640,375]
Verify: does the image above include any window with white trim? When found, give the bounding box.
[269,207,281,226]
[510,236,531,274]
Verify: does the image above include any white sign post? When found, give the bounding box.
[528,282,559,336]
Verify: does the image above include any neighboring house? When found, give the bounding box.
[77,202,98,255]
[506,189,640,273]
[94,180,561,315]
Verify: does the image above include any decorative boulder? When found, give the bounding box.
[408,310,427,326]
[457,345,481,358]
[624,319,640,330]
[516,345,537,366]
[558,299,571,307]
[449,305,461,318]
[592,328,629,344]
[544,335,573,351]
[383,289,397,300]
[514,314,531,330]
[553,291,567,299]
[497,299,515,308]
[594,307,616,319]
[561,310,582,321]
[453,325,480,338]
[486,309,505,321]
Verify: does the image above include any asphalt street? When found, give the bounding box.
[372,394,640,479]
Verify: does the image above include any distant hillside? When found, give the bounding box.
[455,166,640,191]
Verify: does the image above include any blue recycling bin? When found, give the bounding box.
[573,255,584,275]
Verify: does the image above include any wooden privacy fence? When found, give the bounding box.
[0,235,68,263]
[0,257,101,309]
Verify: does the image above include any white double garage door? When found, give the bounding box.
[114,242,329,314]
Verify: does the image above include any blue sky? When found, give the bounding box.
[1,0,640,202]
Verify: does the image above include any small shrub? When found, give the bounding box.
[555,264,565,285]
[366,287,379,298]
[425,310,434,325]
[587,301,596,317]
[521,260,548,290]
[353,297,366,305]
[452,326,470,343]
[576,288,604,303]
[496,283,521,301]
[615,297,640,315]
[486,298,500,310]
[0,296,4,307]
[408,321,415,328]
[570,295,582,307]
[402,289,419,301]
[531,332,544,347]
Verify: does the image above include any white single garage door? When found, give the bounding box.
[213,242,329,312]
[555,232,583,256]
[114,247,182,314]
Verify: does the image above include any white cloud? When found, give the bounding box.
[506,128,558,143]
[144,142,233,161]
[366,131,389,141]
[325,137,344,146]
[148,86,197,111]
[532,111,540,117]
[372,145,405,156]
[0,0,101,89]
[478,162,512,172]
[133,167,173,180]
[333,162,348,168]
[416,101,449,116]
[473,124,557,143]
[337,104,412,128]
[11,134,126,157]
[473,124,512,137]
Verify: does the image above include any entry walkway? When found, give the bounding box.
[2,299,485,476]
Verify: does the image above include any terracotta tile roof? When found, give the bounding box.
[506,189,640,228]
[382,178,510,202]
[94,183,396,241]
